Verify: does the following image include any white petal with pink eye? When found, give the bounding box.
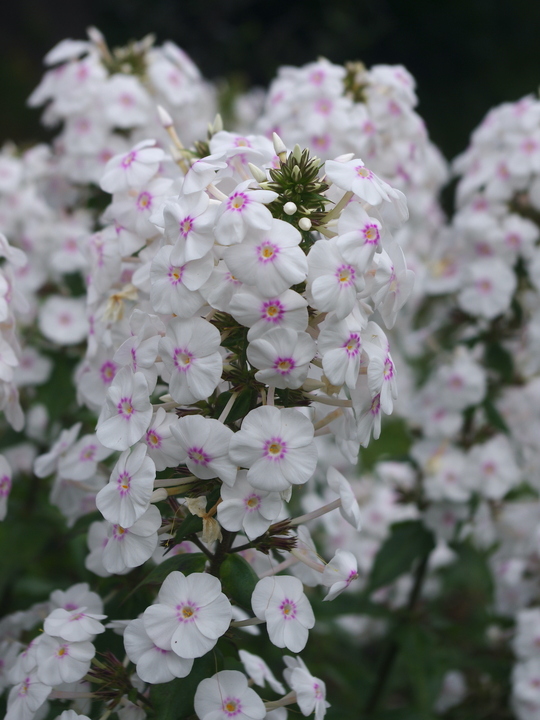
[124,618,193,684]
[143,571,232,658]
[5,672,51,720]
[252,576,314,652]
[229,287,308,340]
[50,582,103,614]
[287,661,330,720]
[159,317,223,405]
[458,257,516,320]
[229,406,317,492]
[224,218,308,297]
[214,180,277,246]
[43,607,106,642]
[218,470,283,540]
[321,549,359,601]
[307,238,364,320]
[35,636,95,686]
[325,158,392,206]
[194,670,266,720]
[38,296,88,346]
[318,314,363,389]
[239,649,285,694]
[100,139,165,193]
[150,244,212,317]
[102,505,161,573]
[247,327,316,389]
[58,434,113,482]
[162,192,217,261]
[96,444,156,528]
[145,408,187,471]
[336,202,383,271]
[182,153,229,195]
[96,367,153,452]
[171,415,236,486]
[34,423,82,478]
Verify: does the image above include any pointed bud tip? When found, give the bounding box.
[157,105,174,128]
[272,132,287,157]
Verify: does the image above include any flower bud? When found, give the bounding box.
[299,217,312,231]
[283,202,297,215]
[248,162,268,183]
[157,105,173,128]
[272,132,288,161]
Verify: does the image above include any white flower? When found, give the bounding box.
[171,415,236,486]
[336,203,382,271]
[247,328,316,389]
[124,617,193,684]
[229,287,308,341]
[38,296,88,345]
[100,140,165,193]
[143,571,232,658]
[194,670,266,720]
[44,607,106,642]
[224,219,308,296]
[214,181,277,246]
[159,317,223,405]
[36,636,95,685]
[251,576,315,652]
[318,314,363,390]
[325,158,393,206]
[307,238,365,319]
[458,258,517,320]
[161,193,217,261]
[229,406,317,492]
[96,444,156,528]
[238,649,285,694]
[284,656,330,720]
[150,244,212,318]
[96,367,153,452]
[217,470,283,540]
[468,435,521,499]
[5,672,51,720]
[326,467,362,531]
[102,505,162,573]
[144,408,187,471]
[321,549,359,601]
[50,582,103,614]
[34,423,82,478]
[57,434,112,482]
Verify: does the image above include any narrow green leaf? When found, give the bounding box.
[220,553,259,610]
[368,520,435,592]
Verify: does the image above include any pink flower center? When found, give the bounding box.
[261,299,285,323]
[336,264,356,286]
[362,224,380,244]
[257,241,279,263]
[173,348,194,372]
[355,165,373,180]
[343,333,360,356]
[100,361,117,385]
[121,151,137,168]
[80,445,96,461]
[383,357,394,380]
[168,265,184,285]
[117,471,132,495]
[223,697,243,717]
[146,430,162,449]
[245,494,261,511]
[180,217,194,237]
[274,357,296,375]
[117,397,134,419]
[227,192,249,211]
[311,134,330,151]
[370,394,381,415]
[263,437,287,460]
[113,524,128,540]
[137,192,152,211]
[176,602,198,623]
[280,598,297,619]
[188,447,212,466]
[0,475,11,497]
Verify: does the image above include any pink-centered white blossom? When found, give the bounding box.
[194,670,266,720]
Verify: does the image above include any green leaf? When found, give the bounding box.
[220,553,259,610]
[131,553,206,595]
[483,398,509,433]
[367,520,435,592]
[484,342,513,383]
[174,512,203,542]
[397,625,442,713]
[150,652,221,720]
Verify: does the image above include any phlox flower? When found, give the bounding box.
[194,670,266,720]
[247,328,316,389]
[150,244,213,317]
[239,649,285,694]
[101,505,162,574]
[224,218,308,296]
[101,74,151,128]
[283,656,330,720]
[100,140,165,194]
[34,423,82,478]
[327,467,362,531]
[325,158,393,206]
[124,617,193,684]
[144,408,186,471]
[143,571,232,658]
[96,367,153,452]
[171,415,236,486]
[365,345,397,415]
[159,317,223,404]
[50,582,103,615]
[468,435,521,499]
[44,607,106,643]
[106,177,173,240]
[36,635,95,685]
[318,314,363,389]
[229,287,308,341]
[217,470,283,540]
[458,257,516,320]
[182,153,229,195]
[214,180,277,247]
[336,203,383,272]
[57,434,113,482]
[229,406,317,492]
[96,443,156,528]
[370,243,415,329]
[307,238,365,319]
[5,672,51,720]
[321,549,359,601]
[113,312,163,394]
[161,192,217,261]
[38,296,88,345]
[252,576,315,652]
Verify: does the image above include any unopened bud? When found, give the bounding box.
[292,144,303,163]
[157,105,173,128]
[248,162,267,183]
[272,132,288,160]
[334,152,355,163]
[291,166,302,182]
[212,113,223,134]
[87,26,105,45]
[283,202,297,215]
[299,217,312,231]
[151,488,168,503]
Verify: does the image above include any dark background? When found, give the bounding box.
[2,0,540,160]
